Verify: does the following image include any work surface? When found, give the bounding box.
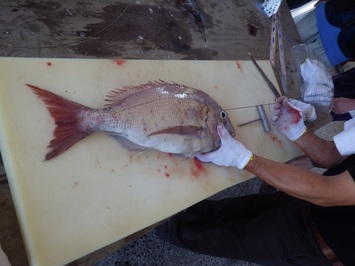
[0,1,310,265]
[0,58,302,265]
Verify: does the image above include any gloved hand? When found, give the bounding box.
[272,96,307,141]
[196,123,252,169]
[288,98,317,122]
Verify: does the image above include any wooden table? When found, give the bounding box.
[0,1,307,265]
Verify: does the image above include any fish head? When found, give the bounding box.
[217,108,235,137]
[207,107,235,149]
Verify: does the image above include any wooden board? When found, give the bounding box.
[0,58,302,265]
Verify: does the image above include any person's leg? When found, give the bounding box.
[156,192,330,265]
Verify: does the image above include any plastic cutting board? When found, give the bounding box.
[0,58,302,265]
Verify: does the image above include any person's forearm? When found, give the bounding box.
[244,155,332,205]
[294,130,345,168]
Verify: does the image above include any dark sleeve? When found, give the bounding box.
[329,0,355,13]
[347,165,355,181]
[323,154,355,177]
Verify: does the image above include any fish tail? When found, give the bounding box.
[26,84,92,161]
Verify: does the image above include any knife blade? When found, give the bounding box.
[248,53,281,98]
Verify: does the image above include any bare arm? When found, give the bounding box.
[197,97,354,207]
[332,98,355,114]
[294,130,346,168]
[245,155,355,206]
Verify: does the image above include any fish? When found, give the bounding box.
[27,81,235,161]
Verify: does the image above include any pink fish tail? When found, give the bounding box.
[26,84,92,161]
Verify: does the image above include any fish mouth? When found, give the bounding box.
[222,121,236,137]
[229,127,236,137]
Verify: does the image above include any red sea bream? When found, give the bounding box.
[27,81,235,160]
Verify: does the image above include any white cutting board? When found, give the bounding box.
[0,58,302,266]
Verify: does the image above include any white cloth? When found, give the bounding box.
[300,58,333,88]
[299,58,334,107]
[334,118,355,156]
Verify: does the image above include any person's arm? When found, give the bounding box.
[332,98,355,114]
[272,97,347,167]
[245,155,355,206]
[295,130,346,168]
[197,123,355,206]
[196,97,355,206]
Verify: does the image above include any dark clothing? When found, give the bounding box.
[331,67,355,121]
[157,192,329,266]
[326,0,355,58]
[325,0,355,27]
[312,155,355,266]
[156,155,355,266]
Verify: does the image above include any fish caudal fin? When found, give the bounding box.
[27,84,92,161]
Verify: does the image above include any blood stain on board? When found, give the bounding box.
[112,59,126,66]
[190,158,207,177]
[47,61,52,66]
[236,61,243,72]
[270,134,282,146]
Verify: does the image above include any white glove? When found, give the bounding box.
[288,98,317,122]
[272,97,307,141]
[196,123,252,169]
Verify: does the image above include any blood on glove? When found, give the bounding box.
[272,97,307,141]
[288,98,317,122]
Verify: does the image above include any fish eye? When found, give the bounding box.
[220,110,227,119]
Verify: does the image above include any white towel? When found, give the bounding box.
[334,118,355,156]
[300,58,334,108]
[300,58,333,88]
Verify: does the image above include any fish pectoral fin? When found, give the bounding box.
[148,126,205,137]
[108,133,150,152]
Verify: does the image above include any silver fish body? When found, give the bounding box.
[27,81,235,160]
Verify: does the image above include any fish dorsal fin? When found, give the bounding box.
[105,80,178,107]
